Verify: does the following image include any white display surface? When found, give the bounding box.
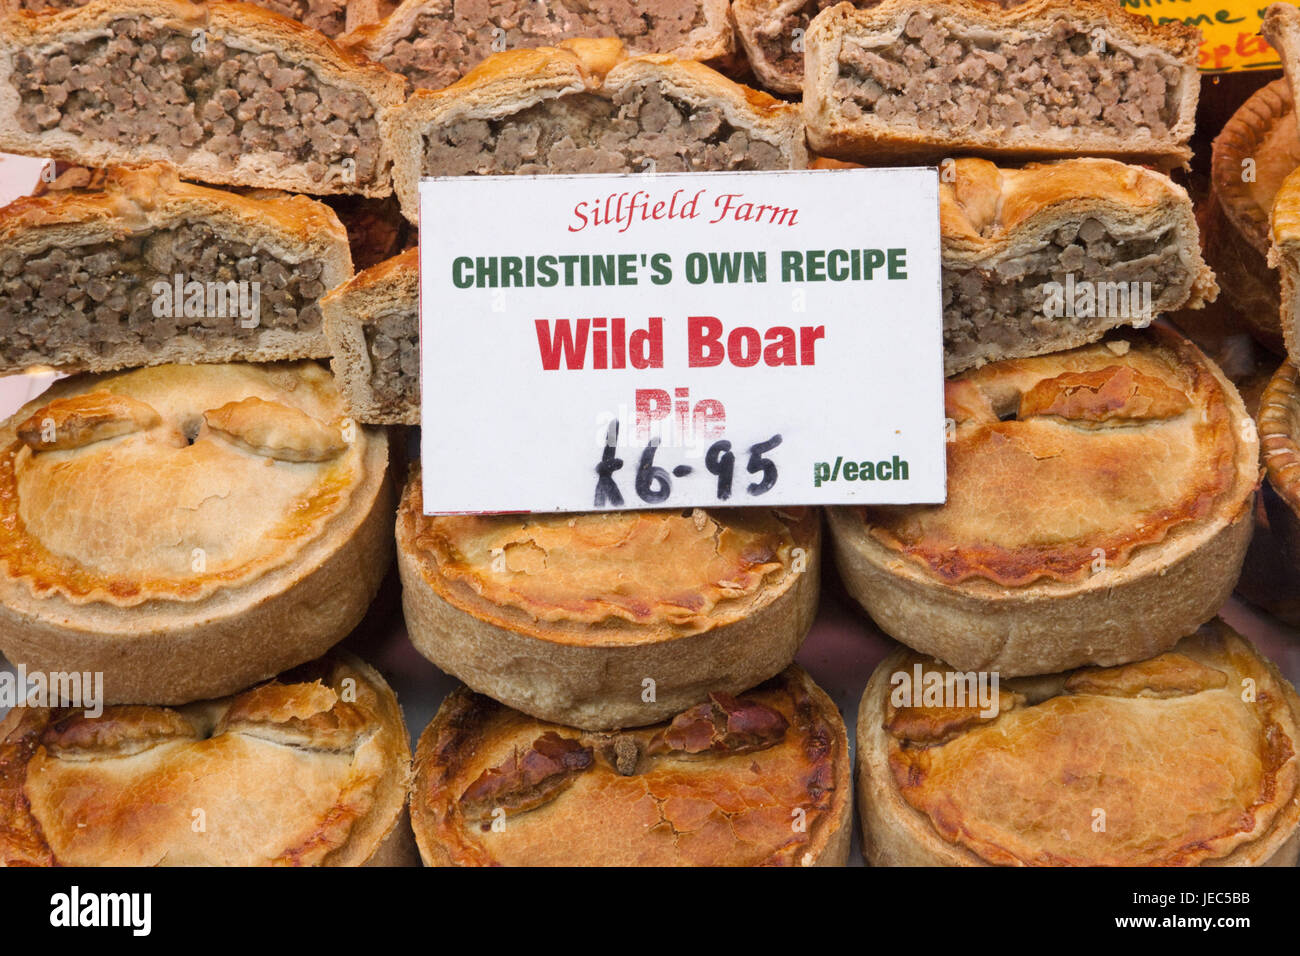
[418,168,945,513]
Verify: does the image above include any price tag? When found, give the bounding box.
[1128,1,1280,72]
[418,168,945,514]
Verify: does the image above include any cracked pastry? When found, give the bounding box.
[803,0,1200,167]
[411,665,850,866]
[383,37,808,222]
[340,0,732,94]
[0,0,405,196]
[828,327,1260,677]
[396,468,820,730]
[0,651,417,866]
[858,620,1300,866]
[1208,78,1299,354]
[0,361,393,705]
[0,164,354,375]
[321,245,418,425]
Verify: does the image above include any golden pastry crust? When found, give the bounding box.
[411,666,851,866]
[0,651,417,867]
[1208,78,1296,353]
[1213,78,1299,258]
[321,245,419,425]
[0,361,393,705]
[0,164,354,374]
[828,327,1259,676]
[858,621,1300,867]
[382,38,807,222]
[1267,165,1300,357]
[1259,360,1300,560]
[396,468,821,729]
[0,0,405,195]
[803,0,1200,167]
[340,0,733,92]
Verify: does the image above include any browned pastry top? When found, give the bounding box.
[0,362,368,606]
[398,472,817,643]
[880,623,1299,866]
[0,653,409,866]
[412,666,848,866]
[859,329,1249,586]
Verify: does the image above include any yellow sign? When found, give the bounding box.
[1122,0,1282,72]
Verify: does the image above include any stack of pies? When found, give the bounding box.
[0,0,1297,871]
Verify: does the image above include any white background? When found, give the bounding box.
[419,168,946,513]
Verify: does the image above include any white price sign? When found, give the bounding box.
[418,168,945,514]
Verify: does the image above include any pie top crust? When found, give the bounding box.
[397,472,818,643]
[0,652,410,866]
[0,361,369,607]
[412,666,847,866]
[858,330,1251,587]
[878,622,1300,866]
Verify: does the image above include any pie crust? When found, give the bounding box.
[803,0,1199,168]
[382,37,808,223]
[0,164,354,375]
[0,361,393,704]
[828,327,1259,676]
[340,0,733,93]
[0,650,416,866]
[1259,359,1300,570]
[321,245,419,425]
[396,468,821,730]
[411,665,851,866]
[0,0,405,196]
[857,620,1300,866]
[1209,77,1297,352]
[1267,165,1300,358]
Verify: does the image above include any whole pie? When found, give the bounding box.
[0,361,392,705]
[858,621,1300,866]
[828,327,1259,676]
[396,468,820,730]
[0,651,416,866]
[411,666,851,866]
[1209,77,1298,352]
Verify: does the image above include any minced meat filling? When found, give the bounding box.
[0,224,326,365]
[754,0,841,79]
[424,85,784,176]
[255,0,349,37]
[11,16,382,186]
[834,11,1183,137]
[8,0,349,35]
[363,311,419,410]
[381,0,708,92]
[942,220,1181,364]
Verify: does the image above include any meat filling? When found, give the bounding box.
[362,311,419,412]
[833,11,1183,138]
[0,224,326,366]
[11,16,382,187]
[379,0,708,92]
[943,220,1182,367]
[8,0,350,35]
[253,0,350,37]
[424,86,785,176]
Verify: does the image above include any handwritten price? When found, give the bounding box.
[593,421,782,507]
